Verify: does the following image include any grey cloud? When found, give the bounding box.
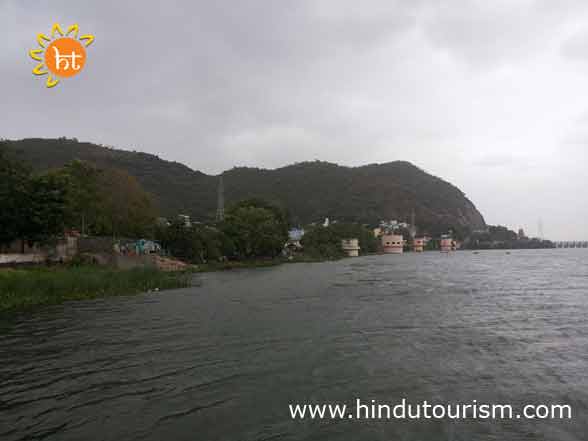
[472,154,518,168]
[560,31,588,60]
[424,1,588,67]
[1,0,587,239]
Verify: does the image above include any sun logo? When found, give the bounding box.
[29,23,94,88]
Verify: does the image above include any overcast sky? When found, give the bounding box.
[1,0,587,240]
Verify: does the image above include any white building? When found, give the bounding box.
[341,238,360,257]
[382,234,404,254]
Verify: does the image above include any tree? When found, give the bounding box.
[156,220,203,262]
[20,173,67,247]
[54,161,102,235]
[155,221,234,263]
[0,149,67,248]
[57,161,158,238]
[301,222,378,259]
[222,199,289,258]
[0,149,29,245]
[300,225,345,259]
[330,223,379,254]
[98,167,157,238]
[463,224,555,250]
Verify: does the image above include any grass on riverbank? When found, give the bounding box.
[0,266,192,312]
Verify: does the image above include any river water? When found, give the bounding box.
[1,249,587,440]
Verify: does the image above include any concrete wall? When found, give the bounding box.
[114,254,157,270]
[78,237,117,254]
[1,235,79,264]
[0,254,46,265]
[0,240,41,254]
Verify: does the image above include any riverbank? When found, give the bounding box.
[0,266,192,312]
[193,255,330,272]
[0,256,336,313]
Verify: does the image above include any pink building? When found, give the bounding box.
[440,238,455,252]
[413,238,425,252]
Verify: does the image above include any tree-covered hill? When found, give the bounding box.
[2,138,486,233]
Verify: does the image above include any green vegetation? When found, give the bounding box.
[3,138,487,230]
[301,223,379,259]
[1,148,157,249]
[222,199,289,259]
[50,160,157,237]
[0,266,191,312]
[157,200,373,263]
[464,225,555,250]
[2,138,518,316]
[0,149,68,248]
[155,221,232,263]
[155,199,288,263]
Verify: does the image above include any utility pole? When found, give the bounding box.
[410,209,416,239]
[216,175,225,222]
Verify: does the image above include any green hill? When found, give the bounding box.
[2,138,486,233]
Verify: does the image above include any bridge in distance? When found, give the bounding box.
[554,241,588,248]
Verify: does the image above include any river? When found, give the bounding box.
[1,249,587,440]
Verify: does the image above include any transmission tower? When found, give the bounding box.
[216,175,225,222]
[410,209,417,239]
[538,218,544,240]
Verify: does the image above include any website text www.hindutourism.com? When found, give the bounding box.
[289,399,572,421]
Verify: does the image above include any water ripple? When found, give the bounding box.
[1,250,588,440]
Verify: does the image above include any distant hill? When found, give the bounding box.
[2,138,486,233]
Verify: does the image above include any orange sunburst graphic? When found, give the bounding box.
[29,23,95,88]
